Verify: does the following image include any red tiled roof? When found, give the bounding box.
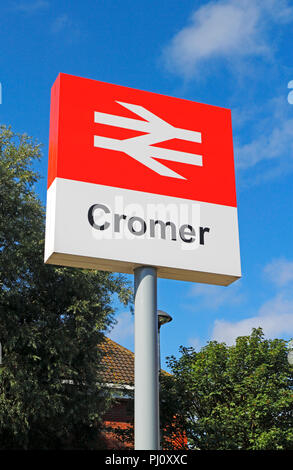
[99,336,170,386]
[99,337,135,386]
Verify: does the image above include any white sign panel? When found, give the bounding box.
[45,73,241,285]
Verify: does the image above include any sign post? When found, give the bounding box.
[134,266,159,450]
[44,73,241,450]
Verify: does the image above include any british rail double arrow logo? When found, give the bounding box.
[94,101,203,180]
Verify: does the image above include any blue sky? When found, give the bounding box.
[1,0,293,370]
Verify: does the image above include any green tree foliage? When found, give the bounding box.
[0,125,132,449]
[160,328,293,450]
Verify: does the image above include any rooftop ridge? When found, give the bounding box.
[99,335,171,385]
[101,335,134,356]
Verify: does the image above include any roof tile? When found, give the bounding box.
[99,337,170,386]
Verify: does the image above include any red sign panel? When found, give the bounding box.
[48,73,236,207]
[46,73,241,285]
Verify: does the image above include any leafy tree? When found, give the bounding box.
[160,328,293,450]
[0,125,132,449]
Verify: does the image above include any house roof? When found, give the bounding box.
[99,337,135,386]
[99,336,170,387]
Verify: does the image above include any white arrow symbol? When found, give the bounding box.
[94,101,203,179]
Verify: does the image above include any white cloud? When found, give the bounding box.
[236,117,293,170]
[108,311,134,344]
[50,13,81,41]
[51,14,71,34]
[212,294,293,345]
[11,0,49,14]
[264,258,293,287]
[163,0,292,78]
[232,95,293,184]
[187,336,202,351]
[211,258,293,345]
[190,281,244,310]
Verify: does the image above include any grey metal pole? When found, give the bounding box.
[134,266,159,450]
[158,326,161,450]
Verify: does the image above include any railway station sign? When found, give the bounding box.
[44,73,241,285]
